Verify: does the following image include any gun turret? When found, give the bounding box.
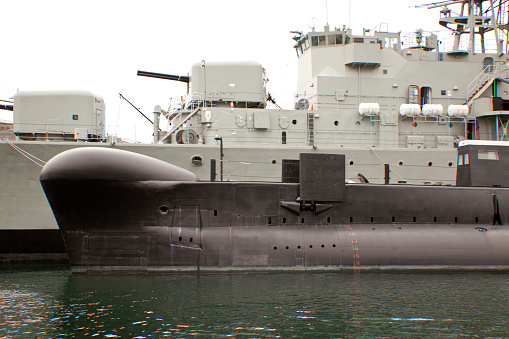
[137,70,190,83]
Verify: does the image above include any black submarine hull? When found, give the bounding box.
[40,147,509,273]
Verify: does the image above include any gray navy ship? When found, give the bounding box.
[2,0,509,261]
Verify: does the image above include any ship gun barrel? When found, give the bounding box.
[0,104,13,111]
[137,70,190,83]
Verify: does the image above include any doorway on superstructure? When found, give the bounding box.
[483,57,494,73]
[420,86,432,106]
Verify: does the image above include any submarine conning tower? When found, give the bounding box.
[456,140,509,187]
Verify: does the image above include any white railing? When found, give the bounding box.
[466,63,509,104]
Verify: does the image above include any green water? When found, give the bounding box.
[1,263,509,338]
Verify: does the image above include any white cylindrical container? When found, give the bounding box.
[399,104,421,117]
[447,104,469,117]
[422,104,443,116]
[358,102,380,116]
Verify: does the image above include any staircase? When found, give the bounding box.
[158,107,201,143]
[464,64,509,106]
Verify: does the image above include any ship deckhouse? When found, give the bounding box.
[292,0,509,144]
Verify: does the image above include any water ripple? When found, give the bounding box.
[2,265,509,338]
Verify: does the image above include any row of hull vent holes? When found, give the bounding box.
[347,160,454,167]
[177,211,480,224]
[268,216,480,224]
[281,121,455,127]
[175,235,338,250]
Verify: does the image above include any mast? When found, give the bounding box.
[420,0,506,54]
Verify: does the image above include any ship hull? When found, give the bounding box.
[39,148,509,273]
[60,223,509,274]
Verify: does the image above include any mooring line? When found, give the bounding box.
[1,139,47,167]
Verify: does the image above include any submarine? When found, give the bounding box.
[40,141,509,274]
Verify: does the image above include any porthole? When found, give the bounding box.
[355,121,361,126]
[271,159,277,164]
[448,162,453,167]
[398,161,404,166]
[292,119,297,125]
[428,162,433,166]
[349,160,354,165]
[334,121,339,126]
[190,155,204,167]
[413,122,418,127]
[158,205,169,215]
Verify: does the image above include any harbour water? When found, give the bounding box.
[1,264,509,338]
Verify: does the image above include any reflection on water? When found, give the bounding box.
[1,263,509,338]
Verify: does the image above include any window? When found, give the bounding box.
[458,155,463,166]
[478,151,499,160]
[311,36,326,46]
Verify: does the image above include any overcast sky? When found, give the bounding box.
[0,0,439,142]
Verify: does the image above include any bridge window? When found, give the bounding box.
[311,35,326,46]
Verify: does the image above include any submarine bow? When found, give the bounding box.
[40,147,198,182]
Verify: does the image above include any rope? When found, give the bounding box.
[366,146,404,181]
[2,139,46,167]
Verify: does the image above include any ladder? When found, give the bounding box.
[158,107,201,144]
